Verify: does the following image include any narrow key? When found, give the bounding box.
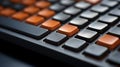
[0,16,49,39]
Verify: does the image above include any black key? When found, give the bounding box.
[108,51,120,64]
[64,6,81,15]
[60,0,75,6]
[91,5,109,14]
[101,0,118,7]
[2,0,12,7]
[75,1,91,10]
[80,11,99,20]
[53,12,71,23]
[49,3,66,12]
[99,15,118,24]
[88,22,108,33]
[109,9,120,17]
[76,29,99,42]
[109,27,120,37]
[44,32,68,46]
[12,4,25,11]
[84,44,108,58]
[69,17,88,28]
[0,17,49,39]
[63,38,87,52]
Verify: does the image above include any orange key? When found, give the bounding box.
[38,9,55,18]
[22,0,36,5]
[85,0,101,5]
[11,0,21,3]
[97,34,120,50]
[41,19,61,31]
[24,6,40,14]
[58,24,79,37]
[0,8,16,17]
[35,1,51,9]
[12,12,29,21]
[26,15,45,26]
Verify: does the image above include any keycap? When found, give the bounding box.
[91,5,109,14]
[49,3,65,12]
[80,11,99,20]
[109,9,120,17]
[58,24,79,37]
[12,4,25,11]
[84,44,108,57]
[60,0,75,6]
[88,22,108,33]
[85,0,101,5]
[99,15,118,24]
[97,34,120,50]
[41,19,61,31]
[109,27,120,37]
[53,12,71,22]
[38,9,55,19]
[2,0,12,7]
[36,1,51,9]
[69,17,88,28]
[22,0,36,5]
[0,8,16,17]
[101,0,118,7]
[75,1,91,9]
[0,16,49,39]
[64,6,81,15]
[12,12,29,21]
[76,29,98,42]
[44,32,68,46]
[26,15,45,26]
[24,6,40,15]
[108,51,120,64]
[63,38,87,52]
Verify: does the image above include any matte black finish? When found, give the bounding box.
[0,17,49,39]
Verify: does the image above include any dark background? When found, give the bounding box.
[0,39,74,67]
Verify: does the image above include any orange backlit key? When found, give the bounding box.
[85,0,101,5]
[24,6,40,14]
[22,0,36,5]
[11,0,21,3]
[41,19,61,31]
[0,8,16,17]
[26,15,45,26]
[35,1,51,9]
[97,34,120,50]
[58,24,79,37]
[12,12,29,21]
[38,9,55,18]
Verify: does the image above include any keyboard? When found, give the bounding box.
[0,0,120,67]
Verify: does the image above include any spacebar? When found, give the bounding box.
[0,17,49,39]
